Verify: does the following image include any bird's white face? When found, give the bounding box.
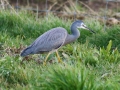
[77,23,89,30]
[77,22,95,33]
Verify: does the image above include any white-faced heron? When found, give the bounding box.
[20,20,95,65]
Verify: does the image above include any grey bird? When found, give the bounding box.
[20,20,95,65]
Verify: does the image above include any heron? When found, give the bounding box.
[20,20,95,65]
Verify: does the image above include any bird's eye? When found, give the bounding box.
[82,24,86,27]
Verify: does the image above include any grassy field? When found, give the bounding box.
[0,10,120,90]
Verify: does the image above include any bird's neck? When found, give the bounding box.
[63,27,80,46]
[70,26,80,38]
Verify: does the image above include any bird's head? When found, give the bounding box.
[72,20,95,33]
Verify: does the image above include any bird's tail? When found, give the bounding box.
[20,46,33,57]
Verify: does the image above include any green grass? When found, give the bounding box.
[0,10,120,90]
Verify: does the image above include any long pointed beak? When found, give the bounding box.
[84,26,95,33]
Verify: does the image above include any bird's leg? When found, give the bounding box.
[56,50,62,63]
[43,52,51,65]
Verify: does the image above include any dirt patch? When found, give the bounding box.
[9,0,120,11]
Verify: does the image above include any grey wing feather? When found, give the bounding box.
[33,27,67,52]
[20,27,67,56]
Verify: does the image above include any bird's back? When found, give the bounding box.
[20,27,67,56]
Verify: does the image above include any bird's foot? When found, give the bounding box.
[43,62,47,66]
[58,58,62,63]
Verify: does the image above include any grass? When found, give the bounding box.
[0,10,120,90]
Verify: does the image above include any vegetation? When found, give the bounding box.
[0,10,120,90]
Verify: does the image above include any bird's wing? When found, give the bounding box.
[30,27,67,53]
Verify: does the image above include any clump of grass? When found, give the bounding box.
[61,42,99,66]
[0,56,28,86]
[88,25,120,51]
[0,11,71,40]
[40,64,98,90]
[99,40,120,63]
